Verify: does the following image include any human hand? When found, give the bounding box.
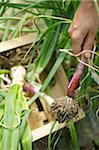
[68,0,99,58]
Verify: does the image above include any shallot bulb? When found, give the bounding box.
[11,66,26,86]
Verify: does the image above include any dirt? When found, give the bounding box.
[0,44,38,69]
[51,96,79,123]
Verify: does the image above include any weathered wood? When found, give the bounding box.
[32,108,85,142]
[29,102,45,130]
[50,66,68,99]
[0,33,36,53]
[39,97,53,122]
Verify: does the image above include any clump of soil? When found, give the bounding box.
[51,96,79,123]
[0,44,38,69]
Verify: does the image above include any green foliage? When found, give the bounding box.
[0,0,98,149]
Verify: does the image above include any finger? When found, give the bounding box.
[70,29,85,54]
[83,31,96,58]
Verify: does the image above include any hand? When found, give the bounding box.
[68,1,99,58]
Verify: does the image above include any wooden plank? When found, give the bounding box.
[39,111,47,122]
[0,33,37,53]
[29,102,45,130]
[57,66,68,95]
[39,97,53,122]
[32,108,85,142]
[32,121,65,142]
[50,66,68,99]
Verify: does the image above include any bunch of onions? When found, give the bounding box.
[11,65,79,123]
[23,82,79,123]
[2,66,32,150]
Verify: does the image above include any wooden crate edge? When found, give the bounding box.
[32,108,85,142]
[0,33,37,53]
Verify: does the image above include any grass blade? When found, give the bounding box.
[10,87,24,150]
[27,24,61,82]
[2,84,20,150]
[21,122,32,150]
[69,120,80,150]
[19,110,31,139]
[41,52,66,91]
